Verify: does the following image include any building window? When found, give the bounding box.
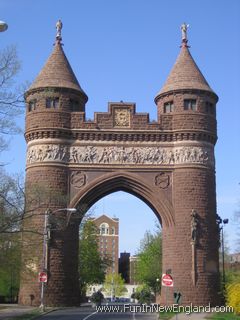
[70,99,80,111]
[205,102,215,115]
[100,223,109,235]
[164,101,174,113]
[28,100,37,112]
[111,227,115,235]
[46,97,59,109]
[184,99,196,111]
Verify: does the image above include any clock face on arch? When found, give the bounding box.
[114,108,130,127]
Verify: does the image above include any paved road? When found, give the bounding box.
[40,306,158,320]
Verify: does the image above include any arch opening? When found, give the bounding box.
[70,172,174,227]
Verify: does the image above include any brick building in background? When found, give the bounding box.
[119,252,130,283]
[92,215,119,274]
[129,256,139,285]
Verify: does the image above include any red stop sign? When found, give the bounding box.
[39,272,48,283]
[162,274,173,287]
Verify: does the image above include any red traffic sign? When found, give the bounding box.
[38,272,48,283]
[162,274,173,287]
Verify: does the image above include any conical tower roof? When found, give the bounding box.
[27,21,88,101]
[155,25,217,102]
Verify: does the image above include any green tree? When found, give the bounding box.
[132,284,154,304]
[79,219,110,298]
[103,273,126,298]
[91,290,104,306]
[0,46,23,154]
[135,228,162,293]
[0,170,25,234]
[0,233,21,301]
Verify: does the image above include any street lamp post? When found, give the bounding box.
[0,21,8,32]
[155,278,160,303]
[39,207,77,312]
[216,215,229,295]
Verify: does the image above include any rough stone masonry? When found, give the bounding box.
[19,23,221,307]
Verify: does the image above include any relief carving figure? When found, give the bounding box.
[191,210,198,244]
[84,146,97,163]
[71,147,79,163]
[27,144,214,167]
[114,109,130,127]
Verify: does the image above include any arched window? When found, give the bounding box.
[111,226,115,235]
[99,223,109,235]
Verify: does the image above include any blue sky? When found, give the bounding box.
[0,0,239,253]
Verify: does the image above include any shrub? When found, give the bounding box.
[226,282,240,315]
[134,284,154,304]
[91,290,104,305]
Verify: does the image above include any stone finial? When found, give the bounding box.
[56,19,63,42]
[181,22,189,43]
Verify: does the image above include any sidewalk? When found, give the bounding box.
[170,313,209,320]
[0,304,37,319]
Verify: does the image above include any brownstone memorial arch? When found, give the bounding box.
[19,23,221,306]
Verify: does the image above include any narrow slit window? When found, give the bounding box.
[205,102,215,115]
[46,98,59,109]
[28,100,37,112]
[184,99,197,111]
[70,99,80,111]
[164,101,174,113]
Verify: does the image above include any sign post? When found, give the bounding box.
[174,292,182,320]
[161,274,173,305]
[39,272,48,283]
[39,271,48,312]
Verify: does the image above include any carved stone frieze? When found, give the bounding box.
[27,144,214,167]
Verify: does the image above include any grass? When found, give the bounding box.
[159,311,178,319]
[5,309,42,320]
[206,312,240,319]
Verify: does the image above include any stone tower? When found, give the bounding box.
[19,22,220,307]
[19,21,88,306]
[154,25,220,305]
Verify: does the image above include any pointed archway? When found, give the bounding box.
[70,171,174,228]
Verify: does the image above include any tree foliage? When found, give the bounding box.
[103,273,126,298]
[0,46,24,154]
[135,228,162,292]
[0,170,23,300]
[91,290,104,305]
[79,219,110,297]
[132,284,154,304]
[0,233,21,300]
[226,282,240,315]
[0,170,25,235]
